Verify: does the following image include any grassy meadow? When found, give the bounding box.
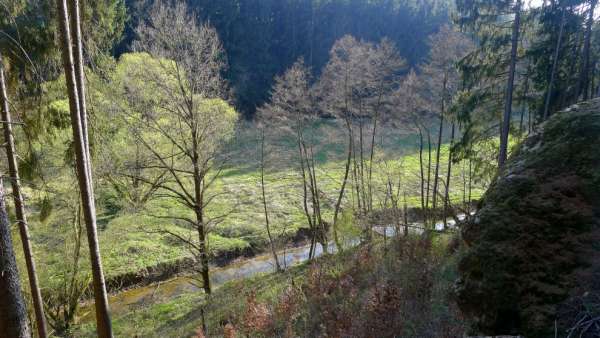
[15,120,486,296]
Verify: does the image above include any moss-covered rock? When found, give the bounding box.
[456,100,600,337]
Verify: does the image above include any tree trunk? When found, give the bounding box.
[57,1,113,336]
[358,118,367,215]
[195,191,211,295]
[443,123,456,228]
[462,160,467,207]
[499,0,522,168]
[468,156,473,206]
[519,64,531,135]
[417,125,426,224]
[352,139,362,219]
[0,180,31,338]
[432,73,447,210]
[425,129,432,227]
[306,146,327,253]
[191,126,211,294]
[196,207,210,295]
[259,130,281,271]
[566,27,585,107]
[591,60,597,98]
[297,136,315,259]
[543,6,566,120]
[69,0,92,184]
[332,120,353,252]
[367,94,383,213]
[367,116,377,213]
[577,0,598,101]
[403,192,409,237]
[0,52,47,338]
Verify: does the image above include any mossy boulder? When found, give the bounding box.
[456,100,600,337]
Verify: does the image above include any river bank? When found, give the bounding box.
[92,204,474,297]
[73,224,462,337]
[78,208,472,322]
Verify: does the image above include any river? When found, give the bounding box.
[81,214,467,319]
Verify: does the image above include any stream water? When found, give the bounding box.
[81,214,468,319]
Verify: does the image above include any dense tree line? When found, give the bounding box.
[121,0,452,117]
[455,0,600,170]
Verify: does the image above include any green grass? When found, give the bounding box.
[72,246,362,338]
[73,259,314,337]
[17,121,486,295]
[72,234,461,337]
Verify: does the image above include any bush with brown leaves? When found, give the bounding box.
[241,291,274,336]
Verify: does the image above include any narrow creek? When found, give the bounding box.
[81,214,467,319]
[94,241,336,317]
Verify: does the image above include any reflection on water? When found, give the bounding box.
[83,213,469,318]
[85,241,341,318]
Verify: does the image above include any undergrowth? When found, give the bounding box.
[73,233,465,337]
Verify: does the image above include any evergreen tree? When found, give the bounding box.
[455,0,525,167]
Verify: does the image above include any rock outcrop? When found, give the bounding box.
[456,100,600,337]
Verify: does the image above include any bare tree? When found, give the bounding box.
[56,0,113,336]
[364,39,406,212]
[45,192,89,336]
[0,51,47,338]
[378,158,406,236]
[420,25,474,213]
[258,128,281,272]
[393,70,431,225]
[257,59,328,257]
[0,179,30,338]
[133,1,235,295]
[317,36,404,240]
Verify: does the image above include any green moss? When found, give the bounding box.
[457,100,600,337]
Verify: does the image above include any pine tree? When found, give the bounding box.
[499,0,522,168]
[577,0,598,100]
[56,0,113,336]
[456,0,529,170]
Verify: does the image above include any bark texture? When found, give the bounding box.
[56,0,113,336]
[0,52,47,338]
[0,180,31,338]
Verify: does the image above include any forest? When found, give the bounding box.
[0,0,599,337]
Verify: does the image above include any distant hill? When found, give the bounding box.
[118,0,452,117]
